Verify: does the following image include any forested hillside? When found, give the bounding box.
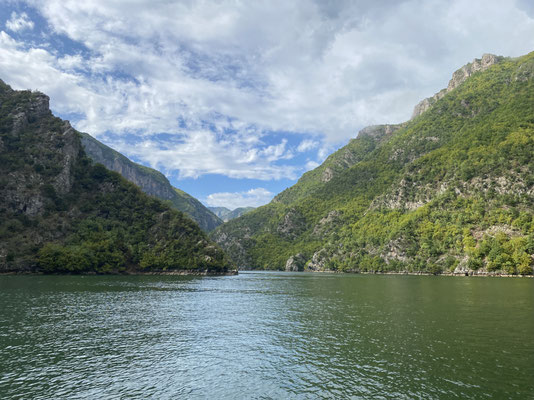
[0,80,234,274]
[211,52,534,275]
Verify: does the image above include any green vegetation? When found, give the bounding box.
[0,82,233,274]
[211,52,534,275]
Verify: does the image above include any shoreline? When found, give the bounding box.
[131,270,238,276]
[0,269,239,276]
[240,269,533,278]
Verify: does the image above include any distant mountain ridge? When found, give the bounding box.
[211,51,534,276]
[80,132,222,232]
[208,206,255,222]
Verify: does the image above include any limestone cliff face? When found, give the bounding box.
[0,85,81,217]
[411,54,504,119]
[80,132,222,231]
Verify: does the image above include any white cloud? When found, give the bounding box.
[297,139,319,153]
[205,188,274,209]
[1,0,534,181]
[305,160,320,171]
[6,12,34,32]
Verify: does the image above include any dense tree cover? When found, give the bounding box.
[212,52,534,275]
[0,82,233,274]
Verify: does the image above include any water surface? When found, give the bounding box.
[1,272,533,399]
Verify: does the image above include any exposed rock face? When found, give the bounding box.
[285,253,306,271]
[1,90,81,218]
[81,134,175,200]
[80,132,222,231]
[448,54,503,91]
[358,124,405,141]
[321,167,334,183]
[412,54,504,119]
[277,208,306,239]
[312,210,341,238]
[307,249,329,271]
[411,89,447,118]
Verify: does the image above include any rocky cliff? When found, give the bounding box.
[80,132,222,231]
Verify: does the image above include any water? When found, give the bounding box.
[0,272,533,399]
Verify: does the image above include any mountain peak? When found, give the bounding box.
[411,53,505,119]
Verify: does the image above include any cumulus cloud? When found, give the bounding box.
[6,12,34,32]
[1,0,534,183]
[297,139,319,153]
[205,188,274,209]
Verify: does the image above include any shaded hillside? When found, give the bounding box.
[0,81,234,274]
[211,52,534,275]
[208,206,255,222]
[80,132,222,231]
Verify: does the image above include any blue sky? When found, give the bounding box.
[1,0,533,209]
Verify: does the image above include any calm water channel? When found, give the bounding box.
[0,272,533,399]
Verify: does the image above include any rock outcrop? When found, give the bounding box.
[285,253,306,271]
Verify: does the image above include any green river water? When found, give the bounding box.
[0,272,533,399]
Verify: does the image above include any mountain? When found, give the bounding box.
[80,132,222,231]
[209,207,231,218]
[208,206,255,222]
[211,52,534,275]
[0,80,234,274]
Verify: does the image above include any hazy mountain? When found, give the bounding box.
[208,206,255,222]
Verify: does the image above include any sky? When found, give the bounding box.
[1,0,533,210]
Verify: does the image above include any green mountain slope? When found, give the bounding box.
[211,52,534,275]
[208,206,255,222]
[80,132,222,231]
[0,81,234,274]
